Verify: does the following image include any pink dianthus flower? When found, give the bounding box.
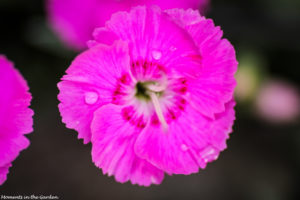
[58,6,237,186]
[47,0,209,50]
[255,80,300,123]
[0,55,33,185]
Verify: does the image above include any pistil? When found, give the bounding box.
[149,91,168,131]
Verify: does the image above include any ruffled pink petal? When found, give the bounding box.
[47,0,98,50]
[135,101,235,174]
[0,135,28,186]
[165,8,204,27]
[207,100,236,151]
[0,56,33,136]
[0,164,11,185]
[47,0,208,50]
[166,9,238,118]
[143,0,207,10]
[58,81,105,144]
[92,6,202,77]
[0,55,33,185]
[58,41,131,143]
[0,136,29,167]
[91,104,164,186]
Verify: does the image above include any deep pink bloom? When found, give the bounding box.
[0,55,33,185]
[47,0,209,50]
[256,80,300,123]
[58,6,237,186]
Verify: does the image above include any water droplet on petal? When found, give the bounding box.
[169,46,177,52]
[152,50,162,60]
[151,176,158,184]
[84,92,98,105]
[181,144,189,151]
[200,146,219,163]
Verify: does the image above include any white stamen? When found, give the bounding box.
[147,84,166,92]
[149,92,168,131]
[147,74,167,93]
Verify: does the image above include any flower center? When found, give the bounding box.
[135,81,168,130]
[135,81,165,100]
[115,60,188,130]
[135,82,151,100]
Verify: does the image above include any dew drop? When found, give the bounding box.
[200,146,218,163]
[84,92,98,105]
[152,50,162,60]
[151,176,158,184]
[169,46,177,52]
[181,144,188,151]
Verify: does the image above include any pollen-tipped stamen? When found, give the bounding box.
[147,84,166,93]
[147,75,167,92]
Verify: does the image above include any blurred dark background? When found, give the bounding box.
[0,0,300,199]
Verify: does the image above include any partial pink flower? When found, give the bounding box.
[0,55,34,185]
[47,0,209,50]
[58,6,237,186]
[255,80,300,123]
